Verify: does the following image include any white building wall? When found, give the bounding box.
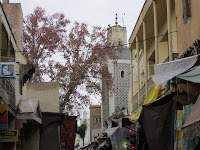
[25,82,60,112]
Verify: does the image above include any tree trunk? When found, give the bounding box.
[60,81,80,112]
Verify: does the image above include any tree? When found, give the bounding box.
[23,7,123,112]
[23,7,70,82]
[78,121,87,146]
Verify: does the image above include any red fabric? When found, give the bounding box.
[61,119,77,150]
[0,104,8,123]
[2,142,15,150]
[0,111,7,123]
[128,146,136,150]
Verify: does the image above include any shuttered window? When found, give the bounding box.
[182,0,191,24]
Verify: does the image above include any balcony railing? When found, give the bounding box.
[0,79,16,107]
[132,78,154,111]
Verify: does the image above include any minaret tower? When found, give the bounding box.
[107,13,127,47]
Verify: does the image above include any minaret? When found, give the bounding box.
[83,111,87,120]
[107,13,127,46]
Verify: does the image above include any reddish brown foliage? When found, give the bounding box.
[23,7,123,112]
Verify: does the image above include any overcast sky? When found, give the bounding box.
[9,0,145,40]
[6,0,145,106]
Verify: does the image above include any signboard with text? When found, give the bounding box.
[0,129,18,140]
[0,62,16,78]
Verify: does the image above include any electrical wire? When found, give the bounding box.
[0,29,186,77]
[0,30,178,53]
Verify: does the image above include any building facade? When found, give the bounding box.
[0,1,39,149]
[25,82,60,112]
[128,1,200,148]
[175,0,200,55]
[0,1,78,150]
[90,105,101,142]
[128,0,178,114]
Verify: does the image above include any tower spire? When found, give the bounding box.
[115,13,118,25]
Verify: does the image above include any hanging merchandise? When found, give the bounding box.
[129,85,161,121]
[182,95,200,140]
[138,93,176,150]
[105,119,120,137]
[151,55,198,86]
[182,104,199,150]
[177,65,200,83]
[174,110,183,150]
[110,127,130,150]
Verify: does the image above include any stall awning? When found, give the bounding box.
[177,65,200,83]
[182,95,200,140]
[152,55,198,85]
[105,117,135,137]
[138,93,176,150]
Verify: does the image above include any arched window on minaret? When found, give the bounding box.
[121,71,124,78]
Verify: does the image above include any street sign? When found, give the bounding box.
[0,130,18,140]
[0,63,16,78]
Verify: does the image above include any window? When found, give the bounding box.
[99,118,101,123]
[182,0,191,24]
[2,79,5,90]
[6,80,9,94]
[19,79,23,95]
[121,71,124,78]
[96,118,98,123]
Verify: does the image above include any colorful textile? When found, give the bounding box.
[182,95,200,139]
[139,94,176,150]
[61,119,77,150]
[182,105,199,150]
[174,111,177,149]
[174,110,183,150]
[129,85,161,121]
[182,105,194,124]
[177,65,200,83]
